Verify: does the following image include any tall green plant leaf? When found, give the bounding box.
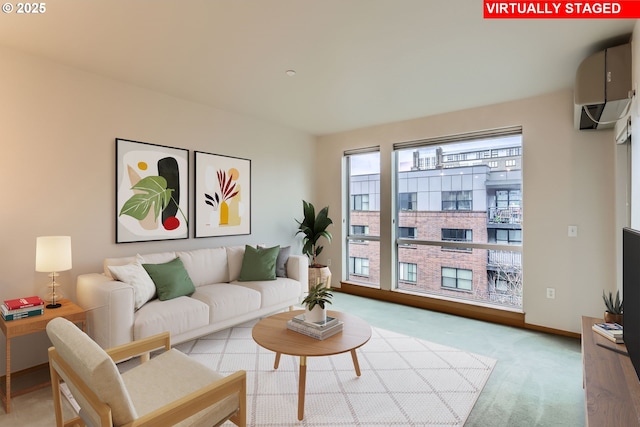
[119,176,173,221]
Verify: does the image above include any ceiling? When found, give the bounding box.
[0,1,635,136]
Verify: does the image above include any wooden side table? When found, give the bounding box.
[0,299,86,413]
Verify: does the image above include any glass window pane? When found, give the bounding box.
[395,133,522,309]
[346,151,380,288]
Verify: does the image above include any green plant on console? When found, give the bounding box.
[295,200,333,267]
[602,290,623,315]
[302,282,333,311]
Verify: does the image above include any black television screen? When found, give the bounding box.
[623,227,640,380]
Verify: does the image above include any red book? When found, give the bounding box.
[4,296,45,310]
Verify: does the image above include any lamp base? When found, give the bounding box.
[46,302,62,309]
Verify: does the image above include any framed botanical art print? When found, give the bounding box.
[194,151,251,238]
[116,138,189,243]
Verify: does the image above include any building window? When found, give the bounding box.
[399,192,417,211]
[488,161,498,168]
[441,267,473,291]
[496,190,521,208]
[349,257,369,276]
[496,229,522,244]
[399,227,417,239]
[351,225,369,235]
[505,159,516,168]
[351,194,370,211]
[442,228,472,242]
[441,228,472,251]
[399,262,417,283]
[442,191,472,211]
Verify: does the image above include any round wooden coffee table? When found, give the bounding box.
[252,310,371,420]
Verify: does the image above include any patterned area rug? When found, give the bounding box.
[165,319,496,426]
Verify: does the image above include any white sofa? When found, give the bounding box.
[76,245,308,349]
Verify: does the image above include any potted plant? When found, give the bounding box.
[302,282,333,323]
[603,290,623,324]
[296,200,333,288]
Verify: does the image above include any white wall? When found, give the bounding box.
[317,89,619,334]
[0,46,315,374]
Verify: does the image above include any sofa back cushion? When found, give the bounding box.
[177,248,228,287]
[226,246,247,282]
[103,252,176,278]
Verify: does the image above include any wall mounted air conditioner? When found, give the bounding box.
[574,43,632,130]
[615,116,631,144]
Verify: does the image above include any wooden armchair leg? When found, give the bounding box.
[49,361,65,427]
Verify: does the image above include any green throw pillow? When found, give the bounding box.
[142,257,196,301]
[238,245,280,281]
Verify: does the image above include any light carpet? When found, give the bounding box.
[166,319,497,427]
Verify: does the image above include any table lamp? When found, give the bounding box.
[35,236,72,309]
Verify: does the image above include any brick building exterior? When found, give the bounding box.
[347,141,523,308]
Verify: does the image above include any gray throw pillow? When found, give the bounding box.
[276,246,290,277]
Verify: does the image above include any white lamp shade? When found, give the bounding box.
[36,236,72,272]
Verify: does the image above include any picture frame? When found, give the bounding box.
[194,151,251,238]
[116,138,189,243]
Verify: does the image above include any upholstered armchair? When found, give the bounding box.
[46,317,246,427]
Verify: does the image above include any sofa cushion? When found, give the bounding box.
[107,261,156,310]
[192,284,261,324]
[103,252,177,278]
[238,245,279,282]
[225,246,246,282]
[233,278,301,308]
[133,296,209,340]
[177,248,228,287]
[142,257,196,301]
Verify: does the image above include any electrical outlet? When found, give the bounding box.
[327,258,331,266]
[546,288,556,299]
[568,225,578,237]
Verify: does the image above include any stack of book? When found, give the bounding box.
[287,314,343,340]
[592,322,624,343]
[2,296,45,321]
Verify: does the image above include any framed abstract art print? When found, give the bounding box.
[116,138,189,243]
[194,151,251,238]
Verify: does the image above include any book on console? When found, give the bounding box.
[1,307,44,321]
[287,319,343,340]
[592,323,623,338]
[292,314,339,329]
[592,324,624,343]
[2,302,45,315]
[4,296,45,311]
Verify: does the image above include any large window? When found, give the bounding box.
[393,127,523,309]
[345,149,380,288]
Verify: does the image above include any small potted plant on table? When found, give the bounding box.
[603,290,623,324]
[302,282,333,323]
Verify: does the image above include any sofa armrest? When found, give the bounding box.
[76,273,135,349]
[286,255,308,293]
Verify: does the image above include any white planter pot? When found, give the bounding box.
[305,305,327,324]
